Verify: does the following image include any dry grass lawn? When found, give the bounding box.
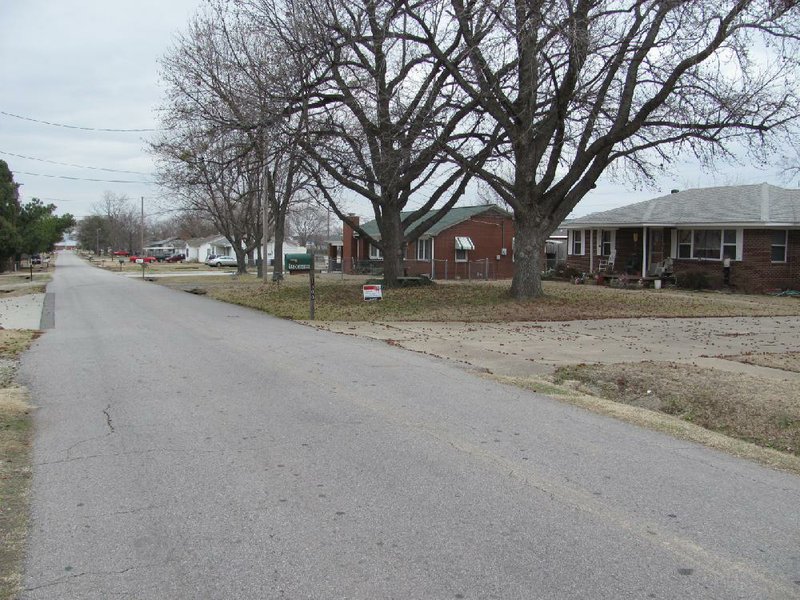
[551,361,800,458]
[0,331,36,600]
[91,257,216,275]
[0,271,51,300]
[0,285,47,299]
[152,276,800,322]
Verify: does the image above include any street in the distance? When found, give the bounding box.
[19,252,800,599]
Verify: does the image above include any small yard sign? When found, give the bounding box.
[363,284,383,301]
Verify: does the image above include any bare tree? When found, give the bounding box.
[150,210,218,240]
[250,0,496,285]
[91,192,140,253]
[152,123,263,274]
[412,0,800,297]
[288,200,329,246]
[156,2,316,281]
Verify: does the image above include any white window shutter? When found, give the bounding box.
[567,231,573,256]
[670,230,678,259]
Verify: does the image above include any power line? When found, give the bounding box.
[0,150,150,175]
[0,109,160,133]
[15,170,155,184]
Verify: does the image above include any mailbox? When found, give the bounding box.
[285,253,312,272]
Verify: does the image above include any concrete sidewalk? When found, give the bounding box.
[0,293,46,330]
[313,315,800,379]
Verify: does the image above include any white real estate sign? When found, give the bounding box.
[362,284,382,301]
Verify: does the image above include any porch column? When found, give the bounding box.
[642,227,648,277]
[589,229,594,273]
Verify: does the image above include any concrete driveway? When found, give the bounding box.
[313,315,800,380]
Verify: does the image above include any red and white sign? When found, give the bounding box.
[362,284,383,301]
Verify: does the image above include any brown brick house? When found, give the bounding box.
[564,183,800,292]
[342,205,517,279]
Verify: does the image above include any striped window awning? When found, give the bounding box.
[454,236,475,250]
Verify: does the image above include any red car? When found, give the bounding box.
[164,253,186,263]
[128,255,158,263]
[112,251,130,256]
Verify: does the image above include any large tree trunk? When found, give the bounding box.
[233,245,248,275]
[510,213,546,299]
[272,209,287,282]
[379,211,405,286]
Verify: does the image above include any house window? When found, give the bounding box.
[454,236,474,262]
[693,229,722,259]
[676,229,740,261]
[600,230,612,256]
[678,230,692,258]
[771,230,788,262]
[722,229,737,259]
[416,238,432,261]
[369,244,383,260]
[569,230,584,255]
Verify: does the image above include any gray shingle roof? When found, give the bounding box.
[186,234,225,248]
[360,205,510,238]
[567,183,800,227]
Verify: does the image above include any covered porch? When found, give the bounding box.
[567,226,674,280]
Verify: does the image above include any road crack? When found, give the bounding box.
[102,404,115,433]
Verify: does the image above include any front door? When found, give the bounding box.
[649,228,664,266]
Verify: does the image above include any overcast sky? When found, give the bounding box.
[0,0,795,224]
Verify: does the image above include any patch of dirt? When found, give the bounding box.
[553,361,800,456]
[721,351,800,373]
[0,359,15,387]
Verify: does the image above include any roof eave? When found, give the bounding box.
[565,221,800,228]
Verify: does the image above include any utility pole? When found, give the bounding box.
[140,197,144,254]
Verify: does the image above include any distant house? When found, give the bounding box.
[342,205,516,279]
[185,234,306,266]
[143,237,187,259]
[186,235,231,262]
[54,238,78,251]
[564,183,800,292]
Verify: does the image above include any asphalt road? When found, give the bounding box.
[19,252,800,599]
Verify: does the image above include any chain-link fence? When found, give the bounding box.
[429,258,497,280]
[346,257,499,280]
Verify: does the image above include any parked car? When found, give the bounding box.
[206,255,238,267]
[31,254,42,264]
[129,255,158,263]
[164,253,186,263]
